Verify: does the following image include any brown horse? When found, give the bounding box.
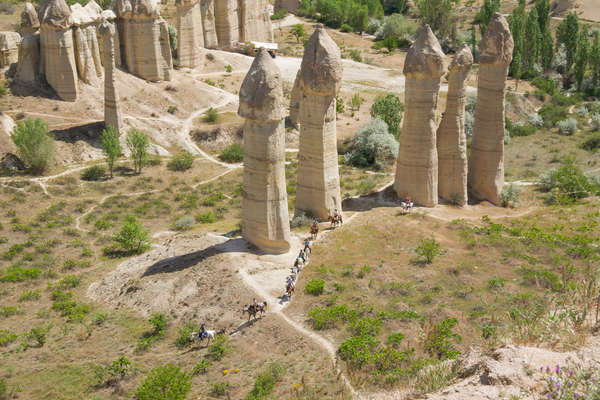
[328,214,343,228]
[242,301,267,321]
[286,283,295,299]
[310,224,319,240]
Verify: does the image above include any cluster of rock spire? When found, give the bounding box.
[240,15,512,253]
[2,0,273,101]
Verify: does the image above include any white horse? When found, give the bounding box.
[190,329,215,345]
[400,200,414,213]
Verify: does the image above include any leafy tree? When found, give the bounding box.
[415,236,442,264]
[382,0,409,14]
[11,118,54,175]
[535,0,550,33]
[590,31,600,87]
[469,26,478,60]
[574,25,590,90]
[508,2,525,78]
[168,24,178,59]
[113,215,150,254]
[343,118,398,169]
[540,25,554,70]
[523,8,541,71]
[135,364,191,400]
[370,93,403,137]
[476,0,500,37]
[101,125,121,178]
[415,0,457,44]
[349,4,369,33]
[557,13,579,73]
[289,24,305,43]
[512,51,523,90]
[126,129,149,174]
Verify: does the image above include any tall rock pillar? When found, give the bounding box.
[393,25,444,207]
[295,25,343,220]
[437,44,473,206]
[15,2,40,85]
[38,0,79,101]
[214,0,238,48]
[99,20,123,135]
[468,13,513,205]
[176,0,203,68]
[239,48,291,254]
[199,0,218,48]
[238,0,274,43]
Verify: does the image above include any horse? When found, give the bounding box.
[286,282,295,299]
[328,214,343,228]
[190,327,226,345]
[400,200,414,213]
[242,301,267,321]
[310,224,319,240]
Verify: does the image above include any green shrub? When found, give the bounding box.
[58,274,81,289]
[207,335,229,361]
[340,23,353,32]
[172,215,195,231]
[81,165,106,181]
[11,118,55,174]
[350,317,382,336]
[581,132,600,152]
[167,152,194,171]
[196,211,217,224]
[0,378,6,399]
[94,219,112,230]
[24,326,48,347]
[244,362,284,400]
[500,184,522,208]
[305,279,325,295]
[174,321,198,349]
[219,143,243,163]
[210,382,230,397]
[540,159,598,204]
[18,289,41,302]
[370,93,403,137]
[270,8,286,20]
[192,360,211,375]
[531,76,557,95]
[539,103,568,127]
[308,304,358,330]
[109,215,150,255]
[386,332,405,346]
[126,129,149,174]
[0,306,20,318]
[520,265,562,291]
[343,118,398,169]
[487,276,505,290]
[557,118,578,135]
[149,313,166,337]
[0,265,41,282]
[338,334,379,369]
[203,107,219,123]
[424,318,462,360]
[0,329,18,347]
[290,210,312,228]
[348,49,362,62]
[336,96,345,114]
[415,236,442,264]
[509,124,536,137]
[167,105,177,114]
[135,364,191,400]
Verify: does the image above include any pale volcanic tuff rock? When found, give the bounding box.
[289,69,301,127]
[214,0,238,48]
[239,48,291,253]
[275,0,300,12]
[116,0,172,82]
[176,0,203,68]
[295,25,343,220]
[71,2,103,85]
[15,3,40,84]
[394,25,445,207]
[199,0,218,48]
[437,44,473,206]
[0,32,21,69]
[468,13,513,205]
[99,20,123,135]
[239,0,273,43]
[39,0,79,101]
[100,9,121,66]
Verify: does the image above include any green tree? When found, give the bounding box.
[574,25,590,90]
[135,364,191,400]
[469,25,478,60]
[349,4,369,33]
[557,12,579,73]
[476,0,500,37]
[415,0,457,44]
[523,8,541,71]
[415,236,442,264]
[540,25,554,70]
[290,24,305,43]
[512,51,523,90]
[126,129,149,174]
[113,215,150,254]
[535,0,550,33]
[11,118,54,175]
[590,31,600,87]
[508,1,526,77]
[101,125,122,178]
[370,93,403,138]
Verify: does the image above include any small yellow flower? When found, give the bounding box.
[234,368,240,372]
[294,383,301,389]
[223,369,229,375]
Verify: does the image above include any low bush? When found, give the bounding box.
[196,211,217,224]
[305,279,325,296]
[244,362,284,400]
[591,113,600,131]
[81,165,105,181]
[192,360,211,375]
[11,118,55,175]
[210,382,230,397]
[23,326,48,348]
[0,265,41,282]
[270,8,286,20]
[348,49,362,62]
[527,113,544,128]
[290,210,312,228]
[219,143,243,163]
[531,76,557,95]
[581,132,600,152]
[308,304,358,330]
[500,184,522,208]
[415,237,442,264]
[557,118,578,135]
[424,318,462,360]
[135,363,191,400]
[174,321,198,349]
[172,215,195,231]
[343,118,398,169]
[510,124,536,137]
[203,107,219,123]
[539,104,568,128]
[539,159,598,204]
[18,289,41,302]
[0,329,17,347]
[338,334,379,369]
[167,152,194,171]
[207,335,229,361]
[108,215,150,255]
[340,23,353,32]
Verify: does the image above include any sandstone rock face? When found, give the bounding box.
[100,9,121,66]
[239,0,273,43]
[214,0,238,48]
[0,32,21,69]
[295,26,343,220]
[15,33,39,84]
[116,0,172,82]
[39,0,79,101]
[99,20,123,135]
[199,0,218,48]
[437,44,473,206]
[394,25,445,207]
[21,2,40,34]
[176,0,203,68]
[468,13,513,205]
[239,48,291,253]
[71,3,103,85]
[289,69,301,128]
[274,0,300,12]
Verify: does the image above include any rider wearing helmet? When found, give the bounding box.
[304,239,311,252]
[298,249,305,263]
[200,322,206,340]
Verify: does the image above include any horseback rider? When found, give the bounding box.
[304,239,311,253]
[312,218,318,230]
[334,208,340,219]
[252,298,258,312]
[294,258,300,271]
[287,275,295,289]
[200,322,206,340]
[298,249,305,263]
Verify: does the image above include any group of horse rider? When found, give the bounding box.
[287,235,313,293]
